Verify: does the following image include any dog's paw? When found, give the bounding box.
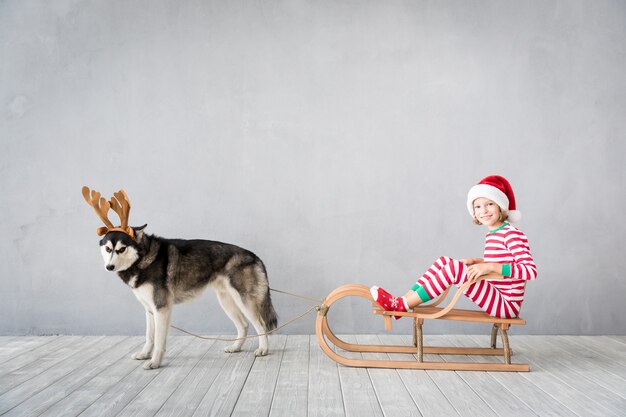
[131,351,151,360]
[254,348,268,357]
[143,359,161,370]
[224,344,242,353]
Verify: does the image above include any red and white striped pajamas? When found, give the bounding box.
[416,224,537,318]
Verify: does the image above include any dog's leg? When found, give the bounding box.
[132,308,154,360]
[144,305,172,370]
[238,302,270,357]
[225,287,270,357]
[216,290,248,353]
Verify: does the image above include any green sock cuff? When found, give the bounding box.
[411,284,432,302]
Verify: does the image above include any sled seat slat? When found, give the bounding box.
[372,306,526,325]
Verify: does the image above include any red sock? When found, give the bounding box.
[370,286,407,319]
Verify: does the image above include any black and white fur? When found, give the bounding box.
[99,225,278,369]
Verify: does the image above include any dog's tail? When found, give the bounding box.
[261,289,278,331]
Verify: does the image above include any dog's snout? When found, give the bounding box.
[106,264,115,271]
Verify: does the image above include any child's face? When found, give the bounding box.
[472,197,504,228]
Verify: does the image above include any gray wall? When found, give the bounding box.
[2,0,625,336]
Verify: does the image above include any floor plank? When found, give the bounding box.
[0,336,86,389]
[537,336,626,399]
[0,336,112,414]
[78,336,194,417]
[593,336,626,355]
[336,335,384,417]
[608,336,626,346]
[418,335,498,417]
[546,336,626,379]
[0,336,60,365]
[564,336,626,367]
[502,335,602,417]
[1,335,625,417]
[513,336,625,417]
[436,335,538,417]
[356,334,422,417]
[2,336,135,417]
[230,335,287,417]
[116,337,219,417]
[268,335,310,417]
[153,337,228,417]
[189,340,257,417]
[381,334,461,417]
[307,334,345,417]
[459,335,578,417]
[38,337,145,417]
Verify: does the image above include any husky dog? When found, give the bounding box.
[99,225,278,370]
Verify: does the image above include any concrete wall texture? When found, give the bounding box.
[2,0,625,336]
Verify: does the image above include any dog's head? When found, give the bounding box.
[99,225,146,272]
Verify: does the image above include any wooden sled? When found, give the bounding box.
[315,278,529,372]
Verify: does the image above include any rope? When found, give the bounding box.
[270,287,323,303]
[164,287,324,342]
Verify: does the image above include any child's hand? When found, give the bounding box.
[460,258,482,265]
[466,263,501,283]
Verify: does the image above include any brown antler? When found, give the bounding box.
[82,186,135,238]
[110,190,131,231]
[82,186,114,236]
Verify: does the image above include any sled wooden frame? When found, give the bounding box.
[315,277,529,372]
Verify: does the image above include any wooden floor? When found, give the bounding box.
[0,335,625,417]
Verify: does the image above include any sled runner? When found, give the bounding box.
[315,277,529,372]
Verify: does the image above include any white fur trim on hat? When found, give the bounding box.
[467,183,509,217]
[507,210,522,223]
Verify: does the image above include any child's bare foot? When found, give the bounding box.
[370,286,407,319]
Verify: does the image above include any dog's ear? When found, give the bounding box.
[133,224,147,242]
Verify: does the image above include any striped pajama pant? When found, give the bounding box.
[416,256,522,318]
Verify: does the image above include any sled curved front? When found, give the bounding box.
[315,283,529,372]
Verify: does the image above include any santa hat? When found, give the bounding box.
[467,175,521,223]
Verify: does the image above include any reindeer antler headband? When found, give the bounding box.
[82,186,135,238]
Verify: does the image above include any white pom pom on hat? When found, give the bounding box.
[467,175,522,223]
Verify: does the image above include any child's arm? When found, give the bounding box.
[503,231,538,281]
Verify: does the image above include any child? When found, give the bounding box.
[371,175,537,319]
